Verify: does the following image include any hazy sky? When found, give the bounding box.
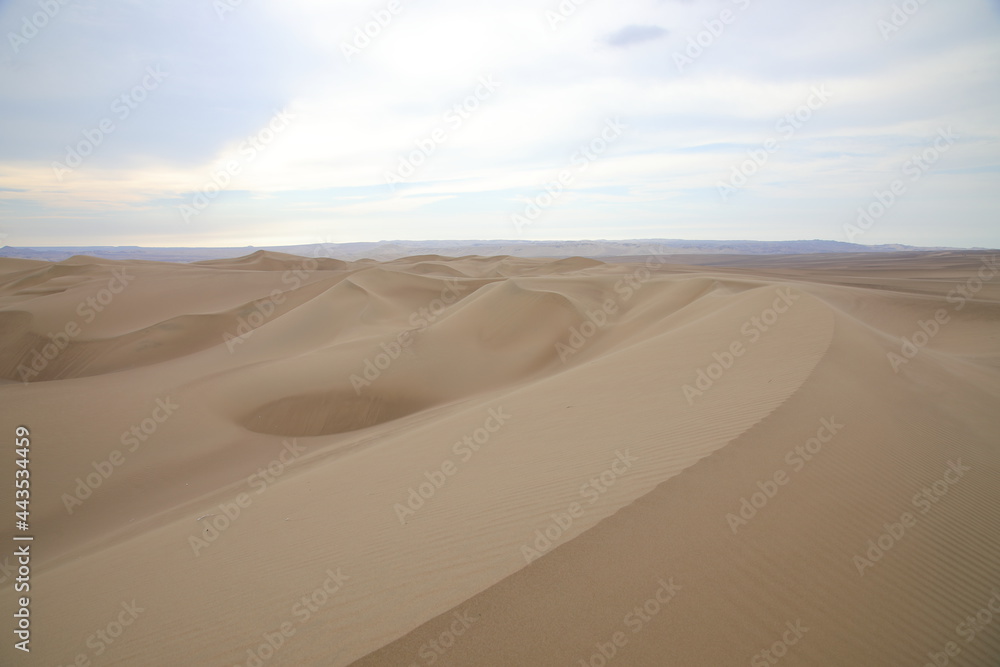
[1,0,998,248]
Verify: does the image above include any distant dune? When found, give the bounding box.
[0,238,976,263]
[1,251,998,666]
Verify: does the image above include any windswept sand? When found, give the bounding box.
[1,250,998,666]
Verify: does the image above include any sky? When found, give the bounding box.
[0,0,998,248]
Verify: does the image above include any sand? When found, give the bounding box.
[1,250,998,666]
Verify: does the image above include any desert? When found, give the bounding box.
[0,248,998,665]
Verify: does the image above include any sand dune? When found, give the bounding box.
[0,251,997,666]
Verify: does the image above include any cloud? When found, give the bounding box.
[605,24,668,48]
[0,0,998,247]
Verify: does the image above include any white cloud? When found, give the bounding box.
[0,0,998,247]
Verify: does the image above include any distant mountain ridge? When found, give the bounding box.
[0,239,975,263]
